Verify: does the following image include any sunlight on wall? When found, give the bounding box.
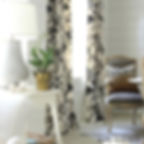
[72,0,88,125]
[72,0,88,84]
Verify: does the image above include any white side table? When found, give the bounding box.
[22,89,63,144]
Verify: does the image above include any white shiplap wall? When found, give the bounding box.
[103,0,144,58]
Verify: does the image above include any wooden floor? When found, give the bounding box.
[64,125,144,144]
[63,130,100,144]
[63,112,144,144]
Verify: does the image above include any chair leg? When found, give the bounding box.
[106,105,112,132]
[50,103,63,144]
[132,109,138,125]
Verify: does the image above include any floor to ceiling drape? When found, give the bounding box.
[45,0,75,135]
[45,0,105,134]
[84,0,105,123]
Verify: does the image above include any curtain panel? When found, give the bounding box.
[84,0,105,123]
[46,0,74,135]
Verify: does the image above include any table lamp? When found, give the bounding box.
[0,1,38,86]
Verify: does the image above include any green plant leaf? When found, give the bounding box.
[30,59,42,67]
[30,47,54,72]
[31,47,40,59]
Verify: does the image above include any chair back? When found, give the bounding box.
[105,55,138,95]
[106,55,137,78]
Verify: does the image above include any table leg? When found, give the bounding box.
[50,102,63,144]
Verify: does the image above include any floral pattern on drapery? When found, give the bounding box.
[45,0,75,136]
[84,0,105,123]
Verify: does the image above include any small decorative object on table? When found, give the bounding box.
[30,47,54,90]
[7,134,54,144]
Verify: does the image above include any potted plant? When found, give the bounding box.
[30,47,54,90]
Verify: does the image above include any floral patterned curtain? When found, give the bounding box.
[45,0,75,135]
[84,0,105,123]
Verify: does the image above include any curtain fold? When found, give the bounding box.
[46,0,74,135]
[84,0,105,123]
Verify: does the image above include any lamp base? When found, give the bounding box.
[0,39,28,86]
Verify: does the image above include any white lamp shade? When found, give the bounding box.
[0,1,38,38]
[0,1,38,85]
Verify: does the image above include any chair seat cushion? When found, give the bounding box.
[106,92,144,104]
[108,76,139,93]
